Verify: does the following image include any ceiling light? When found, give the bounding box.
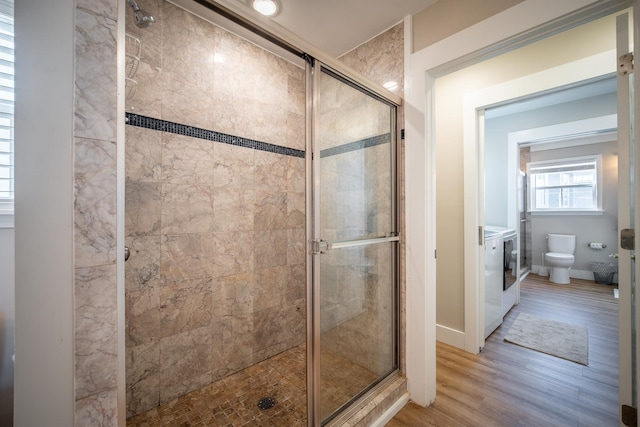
[383,80,399,92]
[252,0,278,16]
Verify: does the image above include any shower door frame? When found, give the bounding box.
[306,59,402,426]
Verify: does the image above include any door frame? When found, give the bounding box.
[616,8,640,422]
[405,0,632,406]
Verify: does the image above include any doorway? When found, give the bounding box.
[455,10,620,352]
[483,75,618,292]
[458,6,629,424]
[406,0,628,407]
[479,81,620,390]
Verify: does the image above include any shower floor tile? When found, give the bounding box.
[126,343,377,427]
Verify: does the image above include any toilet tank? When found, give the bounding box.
[547,234,576,254]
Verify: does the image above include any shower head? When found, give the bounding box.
[128,0,155,28]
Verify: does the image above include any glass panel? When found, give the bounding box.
[315,66,397,423]
[319,243,396,420]
[318,69,393,242]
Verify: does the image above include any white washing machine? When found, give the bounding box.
[484,232,504,339]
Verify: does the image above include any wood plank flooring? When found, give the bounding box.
[387,274,620,427]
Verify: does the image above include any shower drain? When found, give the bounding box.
[257,396,276,410]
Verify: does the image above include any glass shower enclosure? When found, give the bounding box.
[309,64,399,425]
[124,1,401,425]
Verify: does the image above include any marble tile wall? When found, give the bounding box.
[69,2,402,423]
[124,0,306,417]
[339,22,404,100]
[74,0,119,426]
[338,21,404,317]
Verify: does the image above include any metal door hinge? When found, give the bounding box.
[310,239,329,254]
[622,404,637,426]
[619,53,634,76]
[621,228,635,251]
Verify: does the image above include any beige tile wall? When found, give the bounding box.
[338,22,406,375]
[74,0,119,425]
[124,0,306,417]
[71,2,404,423]
[311,24,405,377]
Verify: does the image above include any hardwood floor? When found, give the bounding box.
[387,274,619,427]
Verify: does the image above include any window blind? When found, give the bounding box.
[0,9,13,203]
[529,160,596,175]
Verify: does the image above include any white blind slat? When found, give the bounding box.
[0,6,12,203]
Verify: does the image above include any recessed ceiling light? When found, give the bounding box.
[252,0,279,16]
[383,80,399,92]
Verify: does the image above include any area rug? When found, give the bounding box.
[504,313,588,365]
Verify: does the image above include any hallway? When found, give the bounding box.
[388,274,619,426]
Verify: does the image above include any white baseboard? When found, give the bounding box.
[531,265,547,276]
[531,265,616,282]
[571,269,597,281]
[436,324,465,349]
[370,392,411,427]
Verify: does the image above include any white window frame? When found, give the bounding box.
[526,154,603,215]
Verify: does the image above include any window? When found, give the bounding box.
[0,2,13,225]
[527,155,602,213]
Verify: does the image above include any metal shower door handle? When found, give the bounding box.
[311,235,400,255]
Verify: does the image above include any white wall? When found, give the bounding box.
[484,91,617,227]
[484,129,510,228]
[0,227,13,425]
[14,1,75,425]
[530,140,619,275]
[412,0,525,52]
[432,12,617,333]
[405,0,608,404]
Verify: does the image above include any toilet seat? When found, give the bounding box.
[545,252,574,262]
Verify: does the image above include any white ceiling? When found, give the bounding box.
[237,0,438,57]
[222,0,614,115]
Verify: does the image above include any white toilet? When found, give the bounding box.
[544,234,576,284]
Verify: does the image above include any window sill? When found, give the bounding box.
[530,210,604,216]
[0,211,14,228]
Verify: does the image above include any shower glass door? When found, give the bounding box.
[311,64,399,424]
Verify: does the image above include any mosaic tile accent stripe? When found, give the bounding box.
[125,113,305,158]
[320,133,391,158]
